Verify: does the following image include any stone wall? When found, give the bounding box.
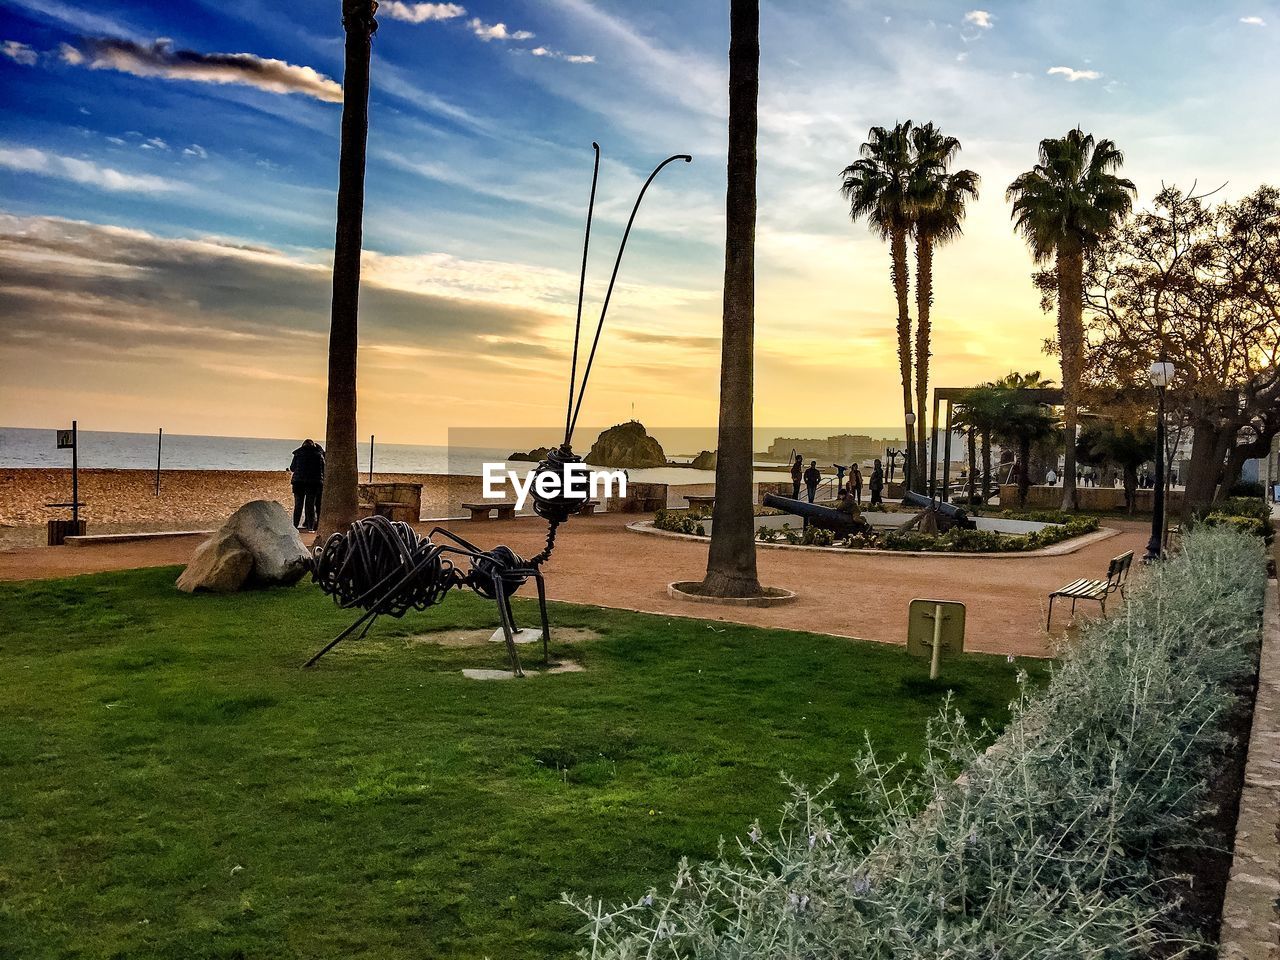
[998,483,1185,513]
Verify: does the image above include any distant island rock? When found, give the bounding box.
[508,447,550,462]
[689,450,717,470]
[585,421,667,469]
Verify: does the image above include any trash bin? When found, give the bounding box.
[48,519,87,545]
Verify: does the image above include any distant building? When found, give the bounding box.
[764,434,897,466]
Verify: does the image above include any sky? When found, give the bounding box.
[0,0,1277,445]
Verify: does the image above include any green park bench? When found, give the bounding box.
[1046,550,1134,628]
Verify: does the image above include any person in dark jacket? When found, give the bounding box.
[850,464,864,505]
[803,461,821,502]
[790,454,803,499]
[288,439,325,531]
[869,458,885,506]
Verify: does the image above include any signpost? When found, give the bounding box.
[368,434,375,483]
[907,598,966,679]
[48,421,86,544]
[155,427,163,496]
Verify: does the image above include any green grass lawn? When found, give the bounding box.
[0,566,1039,959]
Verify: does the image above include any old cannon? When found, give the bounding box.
[761,493,872,537]
[901,490,974,532]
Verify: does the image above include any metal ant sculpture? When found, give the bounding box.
[303,143,691,675]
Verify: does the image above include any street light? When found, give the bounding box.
[904,410,917,492]
[1144,357,1176,562]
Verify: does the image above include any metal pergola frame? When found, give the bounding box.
[928,386,1064,505]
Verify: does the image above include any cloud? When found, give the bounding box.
[3,0,143,42]
[379,1,466,23]
[0,144,180,192]
[469,19,534,42]
[963,10,994,29]
[528,46,596,64]
[63,37,343,102]
[1,40,37,65]
[182,143,208,159]
[1240,15,1266,26]
[1047,65,1102,82]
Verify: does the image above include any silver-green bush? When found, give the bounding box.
[566,527,1266,958]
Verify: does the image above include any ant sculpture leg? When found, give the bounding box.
[488,573,525,678]
[431,526,547,670]
[532,568,551,665]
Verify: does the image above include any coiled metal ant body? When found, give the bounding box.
[302,145,690,675]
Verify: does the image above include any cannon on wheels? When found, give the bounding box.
[761,493,873,537]
[302,144,691,675]
[900,490,974,533]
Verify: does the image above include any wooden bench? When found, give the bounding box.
[462,501,517,521]
[1047,550,1134,628]
[684,494,715,511]
[578,500,600,516]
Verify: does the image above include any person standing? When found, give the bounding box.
[790,453,803,499]
[869,458,884,506]
[803,460,821,503]
[850,464,864,505]
[1046,467,1058,486]
[288,438,326,531]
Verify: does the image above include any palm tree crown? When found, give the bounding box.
[840,122,915,239]
[1006,128,1136,260]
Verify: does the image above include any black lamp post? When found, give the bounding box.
[1144,356,1176,562]
[904,410,916,494]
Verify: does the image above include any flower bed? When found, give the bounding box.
[653,507,1100,553]
[568,526,1267,957]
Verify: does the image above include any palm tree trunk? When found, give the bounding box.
[966,426,977,502]
[701,0,761,598]
[981,431,992,503]
[317,0,376,539]
[914,233,933,490]
[1056,243,1084,512]
[891,229,915,492]
[1018,437,1032,506]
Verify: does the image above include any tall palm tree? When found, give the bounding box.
[700,0,762,597]
[909,123,979,484]
[317,0,378,539]
[841,121,918,489]
[1006,128,1135,511]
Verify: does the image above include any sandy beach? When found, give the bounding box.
[0,469,476,542]
[0,468,728,547]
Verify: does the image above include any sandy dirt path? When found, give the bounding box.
[0,513,1150,657]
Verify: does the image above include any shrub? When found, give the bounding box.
[653,509,706,537]
[567,527,1266,958]
[1227,479,1265,498]
[801,527,835,547]
[1198,497,1275,543]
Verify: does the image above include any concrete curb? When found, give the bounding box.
[627,520,1121,560]
[1219,579,1280,959]
[667,580,798,607]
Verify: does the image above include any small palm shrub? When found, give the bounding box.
[567,527,1265,958]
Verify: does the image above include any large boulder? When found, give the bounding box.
[177,500,310,593]
[585,421,667,469]
[176,529,255,593]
